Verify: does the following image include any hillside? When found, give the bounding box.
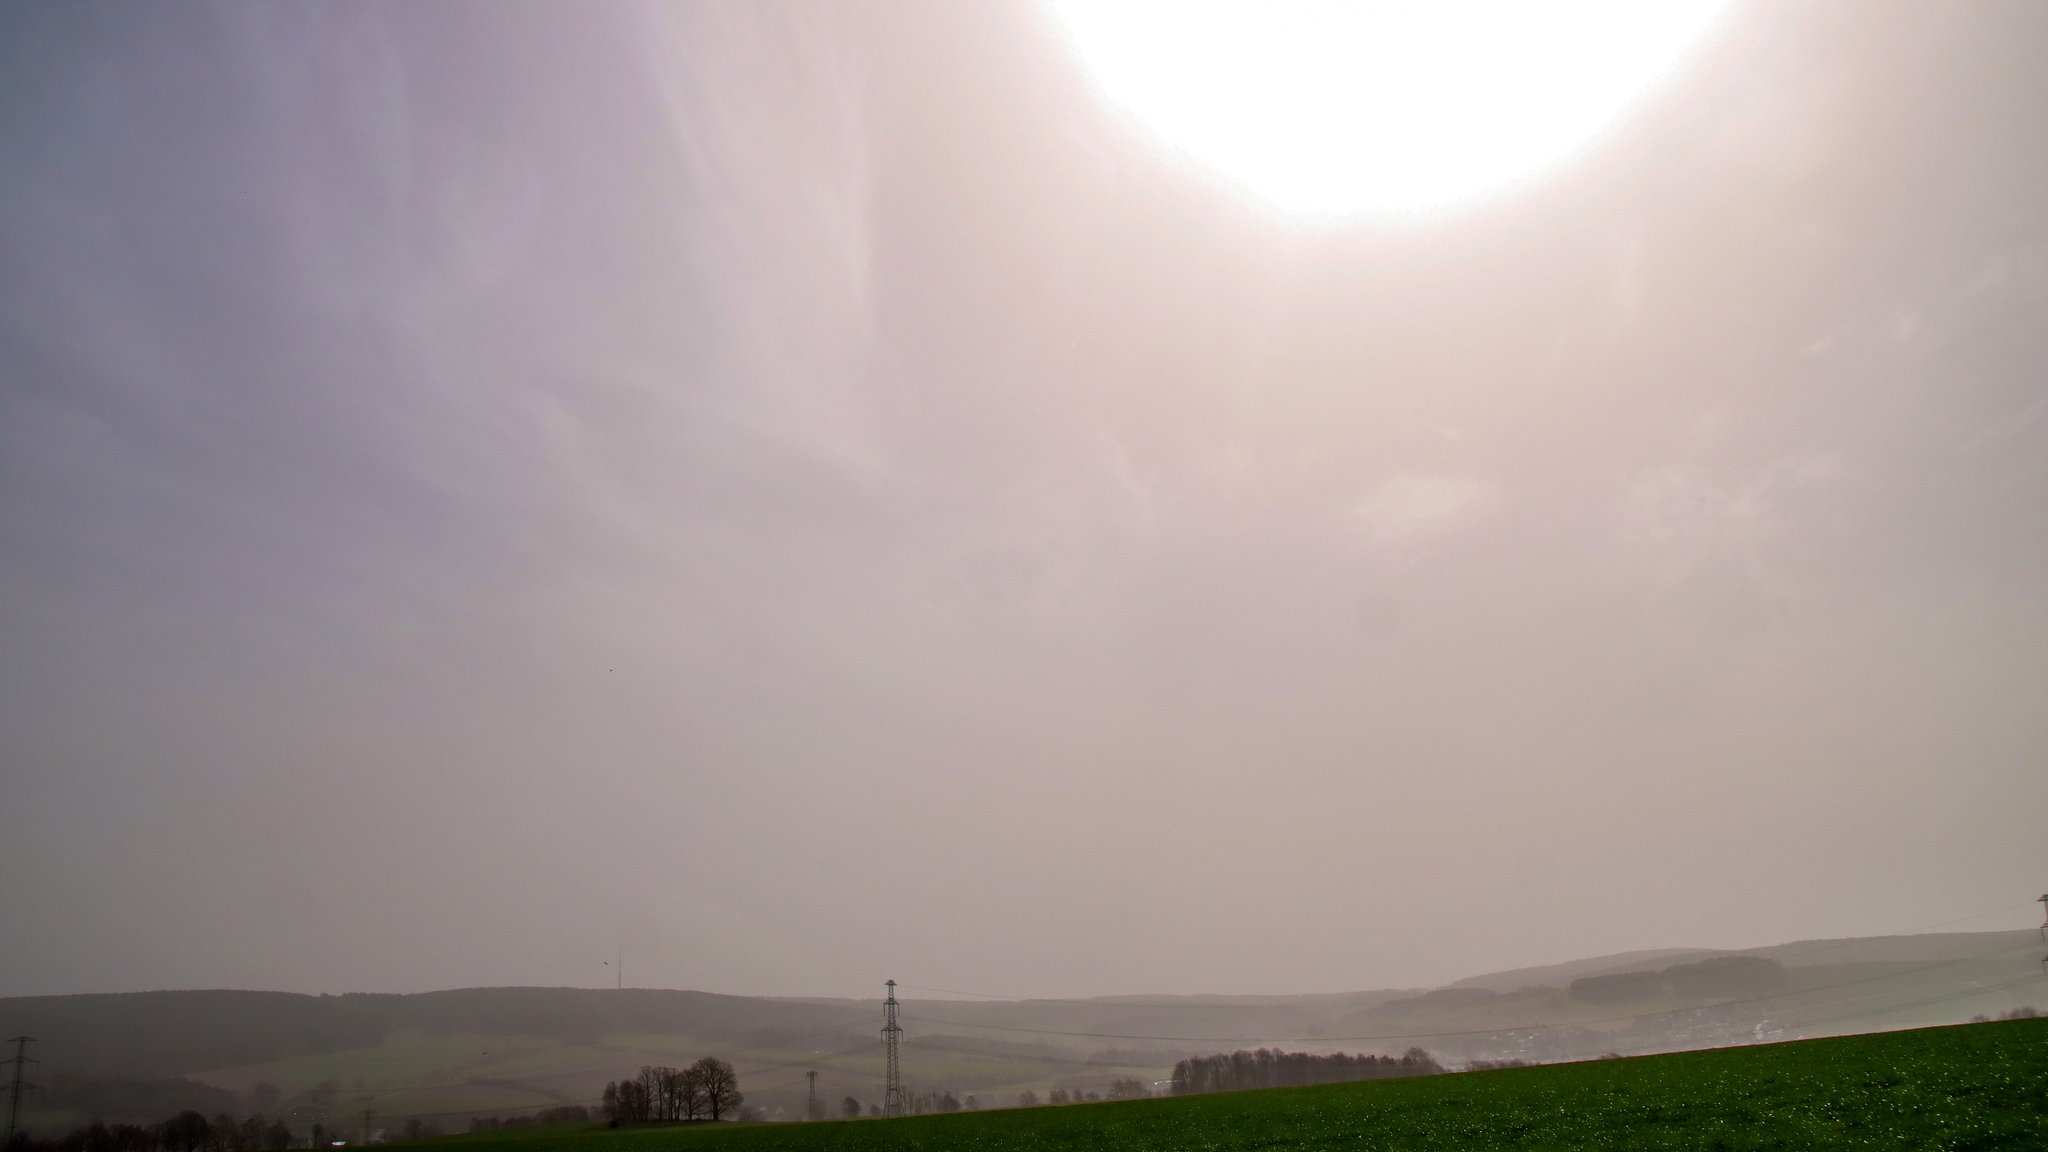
[4,930,2041,1132]
[414,1017,2048,1151]
[1446,930,2043,992]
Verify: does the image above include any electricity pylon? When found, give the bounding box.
[882,981,903,1117]
[3,1036,36,1144]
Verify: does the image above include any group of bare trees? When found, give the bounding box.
[4,1111,295,1152]
[1170,1048,1442,1095]
[599,1059,742,1123]
[1011,1081,1149,1108]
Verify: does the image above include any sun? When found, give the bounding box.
[1046,0,1728,217]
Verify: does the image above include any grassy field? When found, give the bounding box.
[418,1017,2048,1151]
[182,1030,1170,1126]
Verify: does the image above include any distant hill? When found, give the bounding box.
[3,930,2040,1133]
[0,987,870,1080]
[1445,948,1721,993]
[1748,931,2045,967]
[1444,930,2040,992]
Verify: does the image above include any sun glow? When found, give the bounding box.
[1048,0,1727,217]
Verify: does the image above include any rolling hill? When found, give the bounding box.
[4,929,2041,1132]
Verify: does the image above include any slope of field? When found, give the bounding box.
[1448,930,2045,992]
[423,1018,2048,1152]
[1310,931,2044,1063]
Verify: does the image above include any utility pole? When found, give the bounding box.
[806,1070,817,1121]
[4,1036,37,1145]
[359,1095,373,1146]
[881,981,903,1118]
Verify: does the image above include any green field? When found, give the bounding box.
[418,1018,2048,1151]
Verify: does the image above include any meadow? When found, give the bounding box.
[418,1016,2048,1151]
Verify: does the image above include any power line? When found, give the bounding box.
[736,1041,882,1081]
[739,1043,882,1092]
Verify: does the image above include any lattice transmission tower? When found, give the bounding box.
[882,980,903,1117]
[3,1035,36,1145]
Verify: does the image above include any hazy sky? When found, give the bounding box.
[4,1,2047,1001]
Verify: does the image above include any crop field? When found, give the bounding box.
[417,1017,2048,1151]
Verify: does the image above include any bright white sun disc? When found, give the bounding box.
[1048,0,1727,216]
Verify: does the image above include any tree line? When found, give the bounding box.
[0,1100,614,1151]
[3,1110,295,1152]
[599,1059,742,1123]
[814,1081,1148,1119]
[1013,1080,1148,1108]
[1169,1048,1443,1095]
[461,1106,587,1133]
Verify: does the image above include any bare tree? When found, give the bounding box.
[162,1113,211,1152]
[601,1077,651,1123]
[678,1065,706,1120]
[688,1058,742,1121]
[653,1066,696,1121]
[1107,1078,1149,1100]
[637,1067,669,1121]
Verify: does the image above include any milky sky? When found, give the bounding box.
[3,1,2046,1001]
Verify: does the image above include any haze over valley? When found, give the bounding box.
[3,2,2047,1142]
